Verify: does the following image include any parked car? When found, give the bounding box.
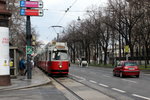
[113,61,140,78]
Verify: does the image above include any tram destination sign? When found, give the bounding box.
[20,9,43,16]
[20,1,43,8]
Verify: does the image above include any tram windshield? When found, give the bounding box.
[52,51,68,60]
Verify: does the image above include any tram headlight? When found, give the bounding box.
[59,65,62,68]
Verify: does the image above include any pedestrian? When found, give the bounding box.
[9,58,14,67]
[31,60,34,68]
[19,58,26,76]
[24,59,34,76]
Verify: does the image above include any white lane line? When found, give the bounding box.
[122,79,137,84]
[143,74,150,76]
[99,83,109,87]
[103,75,111,77]
[112,88,126,93]
[89,80,97,84]
[132,94,150,100]
[69,74,86,81]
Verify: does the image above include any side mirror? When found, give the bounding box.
[114,65,117,68]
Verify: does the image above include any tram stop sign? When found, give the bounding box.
[26,46,33,54]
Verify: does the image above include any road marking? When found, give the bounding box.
[69,74,86,81]
[143,74,150,76]
[122,79,137,83]
[112,88,126,93]
[89,80,97,84]
[99,83,109,87]
[132,94,150,100]
[103,75,111,77]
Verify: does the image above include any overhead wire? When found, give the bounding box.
[47,27,57,40]
[44,8,106,13]
[57,0,78,25]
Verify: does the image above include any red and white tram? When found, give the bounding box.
[36,42,69,75]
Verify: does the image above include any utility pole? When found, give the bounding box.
[26,0,32,79]
[57,33,59,41]
[51,25,64,42]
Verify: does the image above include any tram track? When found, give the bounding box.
[53,77,84,100]
[50,75,114,100]
[68,75,116,99]
[68,74,137,100]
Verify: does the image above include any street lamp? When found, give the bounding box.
[51,25,63,28]
[77,16,81,21]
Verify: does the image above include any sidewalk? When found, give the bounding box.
[0,67,51,91]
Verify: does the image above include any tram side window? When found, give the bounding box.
[45,52,47,61]
[49,52,51,61]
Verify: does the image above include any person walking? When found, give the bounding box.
[24,59,34,76]
[31,60,34,68]
[19,58,26,76]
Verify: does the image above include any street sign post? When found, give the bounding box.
[20,0,43,79]
[20,9,43,16]
[26,46,33,55]
[20,1,43,8]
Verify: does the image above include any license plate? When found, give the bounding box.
[129,68,134,70]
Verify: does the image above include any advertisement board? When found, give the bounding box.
[0,27,10,75]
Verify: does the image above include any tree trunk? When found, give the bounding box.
[88,45,91,64]
[103,47,108,65]
[145,42,149,64]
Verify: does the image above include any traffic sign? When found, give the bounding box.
[20,1,43,8]
[26,46,33,54]
[124,45,130,53]
[20,9,43,16]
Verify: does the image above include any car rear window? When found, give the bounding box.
[125,62,137,66]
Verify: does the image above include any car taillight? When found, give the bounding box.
[134,66,138,70]
[124,66,128,69]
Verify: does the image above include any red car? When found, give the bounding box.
[113,61,140,78]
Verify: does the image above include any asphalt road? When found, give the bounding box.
[1,65,149,100]
[69,64,150,100]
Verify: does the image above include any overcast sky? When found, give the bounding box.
[31,0,108,44]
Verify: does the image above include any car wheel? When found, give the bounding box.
[136,75,139,78]
[113,71,116,76]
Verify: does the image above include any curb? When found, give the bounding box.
[0,78,51,91]
[0,68,51,91]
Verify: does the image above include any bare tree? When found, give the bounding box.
[60,0,150,65]
[107,0,144,57]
